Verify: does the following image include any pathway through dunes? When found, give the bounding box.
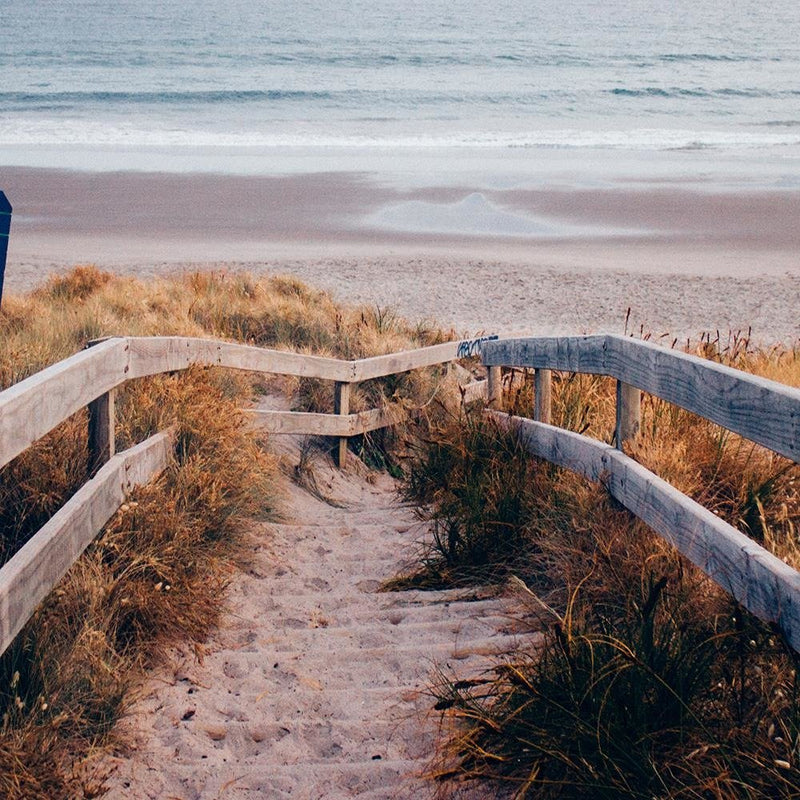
[102,431,531,799]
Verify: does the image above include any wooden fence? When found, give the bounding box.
[3,331,800,657]
[483,334,800,652]
[0,334,493,657]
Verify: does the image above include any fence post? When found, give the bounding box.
[615,380,641,448]
[85,338,117,473]
[88,390,116,473]
[487,366,502,408]
[0,191,11,308]
[334,381,351,468]
[534,369,552,424]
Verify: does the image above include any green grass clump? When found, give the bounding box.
[395,412,549,587]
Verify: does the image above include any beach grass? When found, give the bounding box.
[0,265,449,798]
[400,334,800,798]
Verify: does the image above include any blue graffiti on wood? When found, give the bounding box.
[456,334,498,359]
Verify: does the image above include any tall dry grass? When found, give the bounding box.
[402,333,800,798]
[0,265,449,798]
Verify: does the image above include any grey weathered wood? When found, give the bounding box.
[486,367,502,408]
[126,337,354,382]
[334,382,352,467]
[491,412,800,653]
[352,335,498,382]
[127,335,499,384]
[484,334,800,463]
[0,337,129,471]
[127,335,496,385]
[0,334,501,477]
[88,389,116,472]
[534,369,552,424]
[615,381,641,447]
[484,335,609,375]
[0,428,174,658]
[353,341,462,382]
[251,405,407,437]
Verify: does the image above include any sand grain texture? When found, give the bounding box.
[102,430,523,799]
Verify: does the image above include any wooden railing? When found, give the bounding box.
[483,334,800,652]
[4,330,800,657]
[0,334,493,657]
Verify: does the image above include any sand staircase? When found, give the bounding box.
[103,441,525,799]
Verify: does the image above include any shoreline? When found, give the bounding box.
[2,165,800,344]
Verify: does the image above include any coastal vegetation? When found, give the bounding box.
[2,266,799,799]
[400,335,800,798]
[0,266,445,798]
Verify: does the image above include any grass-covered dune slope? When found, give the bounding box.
[0,266,449,799]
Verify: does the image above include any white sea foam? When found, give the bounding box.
[1,119,798,153]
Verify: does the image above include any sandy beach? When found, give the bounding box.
[3,166,800,344]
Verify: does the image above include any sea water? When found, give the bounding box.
[0,0,799,185]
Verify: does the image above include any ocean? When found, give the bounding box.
[1,0,799,184]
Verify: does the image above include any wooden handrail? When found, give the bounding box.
[483,334,800,462]
[0,338,129,471]
[0,335,494,474]
[0,335,492,655]
[492,412,800,653]
[0,429,174,656]
[3,329,800,658]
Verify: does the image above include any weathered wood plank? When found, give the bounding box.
[486,367,502,408]
[484,335,609,374]
[334,381,351,467]
[607,335,800,463]
[250,405,408,437]
[462,379,489,405]
[534,369,552,424]
[353,335,498,382]
[126,337,354,382]
[492,412,800,653]
[615,381,641,447]
[0,428,174,657]
[0,338,129,471]
[484,334,800,463]
[128,335,500,384]
[88,389,116,473]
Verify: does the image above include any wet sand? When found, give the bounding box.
[2,166,799,343]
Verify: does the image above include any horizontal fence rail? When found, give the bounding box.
[0,335,494,473]
[0,334,492,657]
[484,334,800,463]
[6,329,800,658]
[0,429,174,656]
[251,405,408,437]
[493,412,800,652]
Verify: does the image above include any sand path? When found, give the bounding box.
[102,434,523,799]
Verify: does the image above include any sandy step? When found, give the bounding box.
[143,713,437,766]
[151,683,434,730]
[237,614,519,652]
[236,586,508,611]
[101,442,529,800]
[220,758,431,799]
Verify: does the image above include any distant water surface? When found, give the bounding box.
[0,0,799,179]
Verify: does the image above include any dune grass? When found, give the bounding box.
[0,265,451,798]
[400,334,800,798]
